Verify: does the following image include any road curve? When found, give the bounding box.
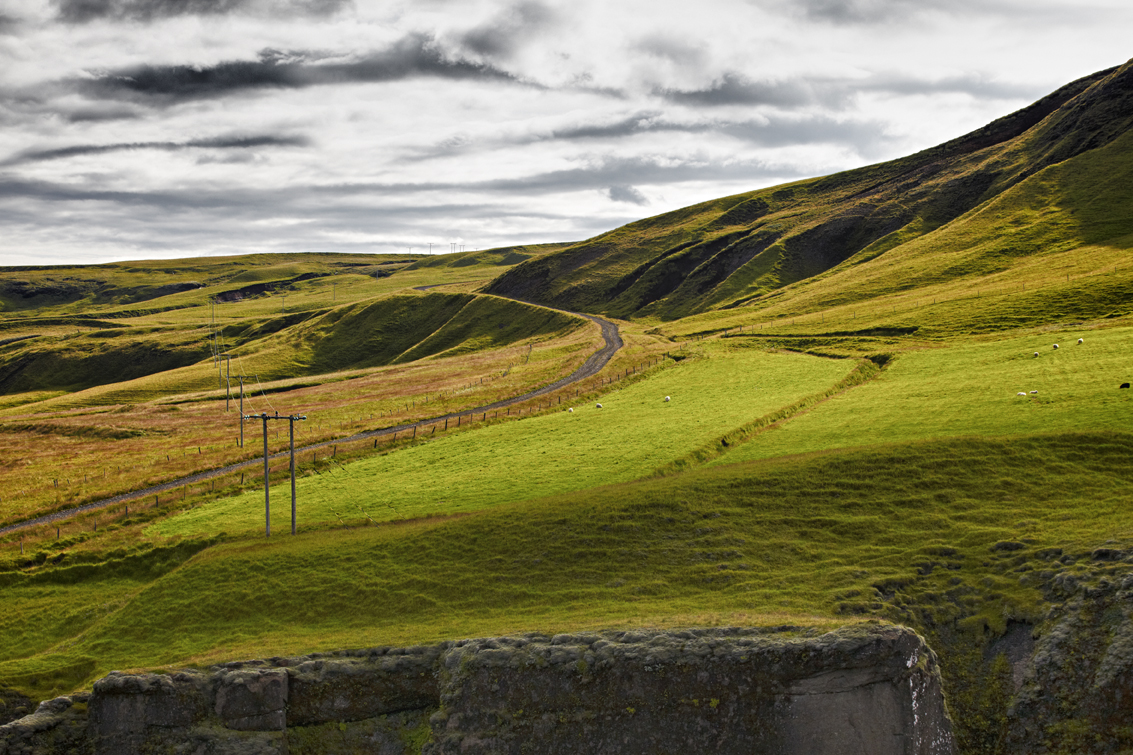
[0,309,622,536]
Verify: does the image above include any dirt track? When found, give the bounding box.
[0,311,622,536]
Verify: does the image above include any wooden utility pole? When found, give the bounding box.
[220,354,232,409]
[261,414,269,535]
[289,416,298,535]
[245,411,307,537]
[238,377,245,447]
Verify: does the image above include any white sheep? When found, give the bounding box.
[596,403,603,409]
[1034,352,1039,357]
[1053,344,1059,349]
[664,396,671,402]
[567,408,574,413]
[1078,338,1084,344]
[1017,392,1027,396]
[1030,390,1038,395]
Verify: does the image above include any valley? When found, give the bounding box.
[1,60,1133,753]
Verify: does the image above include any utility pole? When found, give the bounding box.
[238,377,245,447]
[281,295,286,314]
[260,414,269,536]
[244,411,307,537]
[289,416,297,535]
[219,354,232,408]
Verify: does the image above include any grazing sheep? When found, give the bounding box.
[664,396,671,402]
[1017,392,1027,396]
[1034,352,1039,357]
[596,403,603,409]
[1053,344,1059,349]
[1078,338,1084,344]
[1121,383,1131,389]
[567,408,574,413]
[1030,391,1038,395]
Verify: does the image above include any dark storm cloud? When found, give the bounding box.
[78,34,520,103]
[459,1,556,59]
[607,185,648,205]
[1,134,309,167]
[54,0,351,23]
[656,73,850,109]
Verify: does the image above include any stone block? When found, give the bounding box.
[425,625,955,755]
[214,668,288,731]
[287,647,442,726]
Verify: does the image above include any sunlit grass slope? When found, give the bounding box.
[709,325,1133,467]
[0,293,584,411]
[487,60,1133,325]
[660,124,1133,341]
[3,431,1131,702]
[0,248,570,404]
[153,343,856,536]
[0,317,602,528]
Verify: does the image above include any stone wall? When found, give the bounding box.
[0,624,955,755]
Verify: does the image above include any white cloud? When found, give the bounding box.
[0,0,1130,263]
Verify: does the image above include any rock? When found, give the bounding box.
[287,646,444,726]
[89,670,210,754]
[215,668,288,731]
[991,541,1026,552]
[425,625,955,755]
[1003,586,1133,753]
[2,626,956,755]
[0,686,33,727]
[0,694,89,754]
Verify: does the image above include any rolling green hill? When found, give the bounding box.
[486,60,1133,323]
[3,60,1133,754]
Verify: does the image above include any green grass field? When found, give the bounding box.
[153,343,856,536]
[3,431,1131,710]
[708,325,1133,467]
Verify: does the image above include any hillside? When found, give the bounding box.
[486,59,1133,323]
[3,62,1133,754]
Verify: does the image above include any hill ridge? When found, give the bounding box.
[485,58,1133,321]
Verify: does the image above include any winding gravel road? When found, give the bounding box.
[0,310,622,536]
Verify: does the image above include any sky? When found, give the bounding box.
[0,0,1130,266]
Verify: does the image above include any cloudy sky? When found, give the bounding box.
[0,0,1130,265]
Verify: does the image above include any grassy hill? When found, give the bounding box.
[2,61,1133,753]
[486,60,1133,324]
